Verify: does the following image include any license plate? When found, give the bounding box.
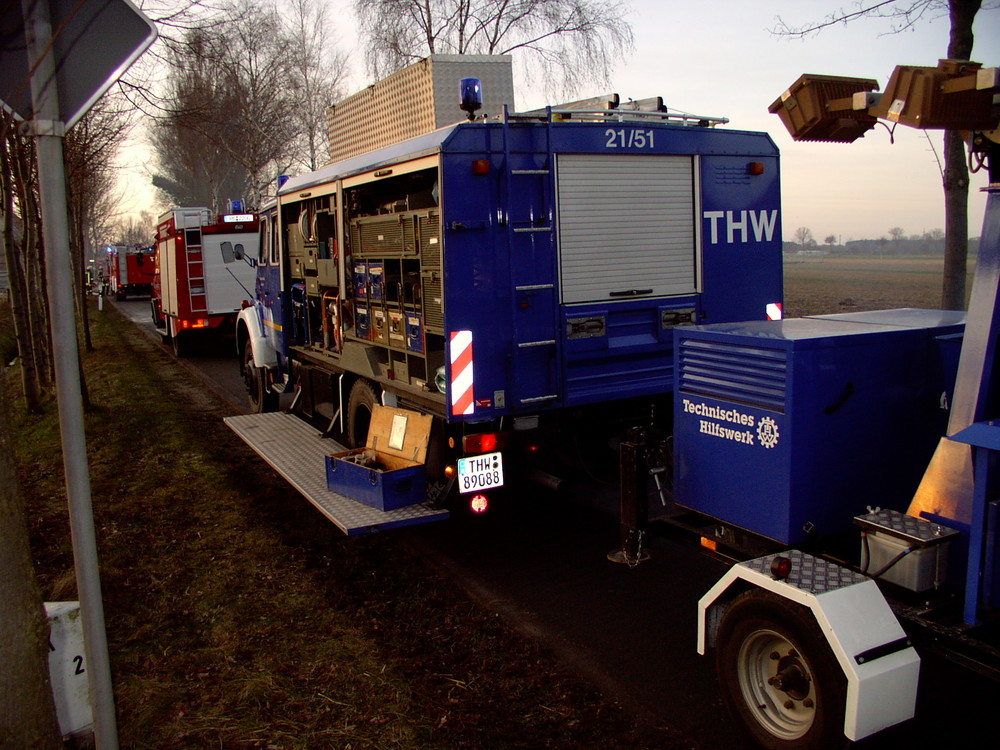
[456,452,504,493]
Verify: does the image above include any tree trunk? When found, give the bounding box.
[0,383,63,749]
[940,0,982,310]
[2,135,43,412]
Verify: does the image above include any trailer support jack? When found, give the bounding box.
[609,427,652,566]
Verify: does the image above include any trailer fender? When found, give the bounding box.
[237,306,277,369]
[698,550,919,743]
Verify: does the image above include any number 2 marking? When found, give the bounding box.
[73,654,85,675]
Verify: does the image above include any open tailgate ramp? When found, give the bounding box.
[225,412,448,535]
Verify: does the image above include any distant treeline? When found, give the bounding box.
[783,235,980,257]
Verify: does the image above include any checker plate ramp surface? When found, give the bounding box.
[743,550,868,594]
[225,412,448,535]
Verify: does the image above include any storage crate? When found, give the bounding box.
[769,74,879,142]
[326,405,432,510]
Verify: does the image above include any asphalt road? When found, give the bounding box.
[108,298,999,749]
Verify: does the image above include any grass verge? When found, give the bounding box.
[4,300,688,749]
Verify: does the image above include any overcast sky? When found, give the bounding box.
[123,0,998,243]
[327,0,998,242]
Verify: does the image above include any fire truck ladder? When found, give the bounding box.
[185,227,208,314]
[501,107,560,407]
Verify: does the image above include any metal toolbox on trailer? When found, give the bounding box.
[325,406,432,510]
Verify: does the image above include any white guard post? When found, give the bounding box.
[698,550,919,741]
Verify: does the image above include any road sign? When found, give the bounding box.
[0,0,157,129]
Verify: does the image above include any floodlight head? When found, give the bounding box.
[768,74,880,143]
[868,60,999,131]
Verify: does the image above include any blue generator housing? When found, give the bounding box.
[674,309,965,545]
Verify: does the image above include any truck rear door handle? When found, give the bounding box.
[610,288,653,298]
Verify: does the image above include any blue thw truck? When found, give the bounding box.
[225,70,783,535]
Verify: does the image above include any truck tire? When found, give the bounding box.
[716,590,849,750]
[347,379,378,448]
[243,339,277,413]
[172,329,187,358]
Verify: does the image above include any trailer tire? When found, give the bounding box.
[716,590,849,750]
[347,379,379,448]
[243,339,277,413]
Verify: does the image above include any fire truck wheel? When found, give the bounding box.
[347,379,379,448]
[716,589,849,750]
[243,339,277,413]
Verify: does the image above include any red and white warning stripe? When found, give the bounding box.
[766,302,783,321]
[450,330,474,416]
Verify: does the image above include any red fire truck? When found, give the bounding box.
[152,207,260,356]
[108,245,155,300]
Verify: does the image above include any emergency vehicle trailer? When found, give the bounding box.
[108,245,155,300]
[685,62,1000,750]
[227,83,784,534]
[153,208,260,357]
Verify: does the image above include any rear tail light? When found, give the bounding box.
[469,494,489,514]
[463,432,501,454]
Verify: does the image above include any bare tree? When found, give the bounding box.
[152,1,344,207]
[354,0,635,99]
[65,99,139,357]
[888,226,906,242]
[151,28,251,211]
[772,0,997,310]
[285,0,349,171]
[1,125,43,413]
[112,212,156,247]
[794,226,816,248]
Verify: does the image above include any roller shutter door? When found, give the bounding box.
[557,154,697,304]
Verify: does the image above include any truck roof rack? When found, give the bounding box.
[508,94,730,127]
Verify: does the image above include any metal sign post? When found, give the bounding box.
[9,2,157,748]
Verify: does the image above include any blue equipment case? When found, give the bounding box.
[674,309,965,545]
[326,406,433,511]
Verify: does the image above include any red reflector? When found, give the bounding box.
[472,159,490,175]
[770,556,793,580]
[748,161,765,175]
[470,494,489,514]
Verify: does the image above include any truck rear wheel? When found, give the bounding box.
[243,339,277,413]
[347,379,378,448]
[172,330,188,358]
[716,590,849,750]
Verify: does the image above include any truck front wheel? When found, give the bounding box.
[716,590,848,750]
[243,340,277,413]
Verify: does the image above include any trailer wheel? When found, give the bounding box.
[716,590,849,750]
[347,379,378,448]
[243,339,277,413]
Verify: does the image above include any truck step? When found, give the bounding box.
[224,412,448,535]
